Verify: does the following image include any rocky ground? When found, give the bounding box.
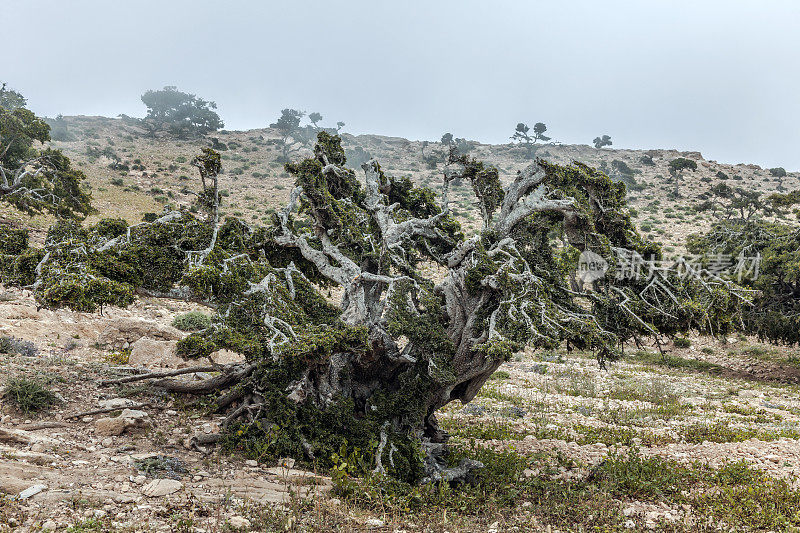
[4,283,800,531]
[0,288,344,531]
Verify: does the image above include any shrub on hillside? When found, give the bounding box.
[4,377,57,413]
[0,336,38,357]
[172,311,212,332]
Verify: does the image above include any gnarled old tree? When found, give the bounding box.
[0,84,92,219]
[2,132,748,483]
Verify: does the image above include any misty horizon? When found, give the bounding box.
[5,0,800,170]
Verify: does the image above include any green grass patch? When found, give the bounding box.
[3,377,58,413]
[631,350,724,375]
[681,422,799,443]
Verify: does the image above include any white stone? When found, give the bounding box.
[141,479,183,497]
[18,484,47,500]
[98,398,135,410]
[228,516,251,529]
[120,409,148,421]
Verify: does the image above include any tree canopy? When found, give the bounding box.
[141,86,223,138]
[593,135,612,149]
[0,83,92,219]
[512,122,551,157]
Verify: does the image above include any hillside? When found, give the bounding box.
[9,115,798,253]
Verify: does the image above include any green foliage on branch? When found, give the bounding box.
[688,219,800,345]
[668,157,697,174]
[0,83,92,219]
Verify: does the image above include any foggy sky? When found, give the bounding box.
[5,0,800,170]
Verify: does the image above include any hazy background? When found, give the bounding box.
[5,0,799,169]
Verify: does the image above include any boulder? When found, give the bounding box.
[128,337,183,368]
[141,478,183,497]
[97,318,184,349]
[208,349,245,365]
[95,408,149,436]
[95,417,130,437]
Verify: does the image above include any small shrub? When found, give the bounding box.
[172,311,212,332]
[4,377,58,413]
[673,337,691,348]
[769,167,787,178]
[668,157,697,173]
[590,449,699,500]
[489,370,510,380]
[134,455,188,480]
[0,336,38,357]
[104,349,131,365]
[741,345,768,356]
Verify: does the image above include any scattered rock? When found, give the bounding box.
[0,427,57,447]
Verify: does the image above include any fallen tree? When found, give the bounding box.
[1,133,749,482]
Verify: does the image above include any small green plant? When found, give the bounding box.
[590,448,699,500]
[103,349,131,365]
[171,311,212,332]
[741,345,768,357]
[489,370,510,380]
[673,337,691,348]
[4,377,58,413]
[134,455,188,480]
